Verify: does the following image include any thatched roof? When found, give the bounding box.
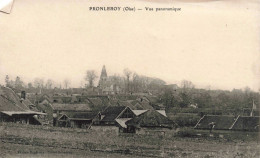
[126,110,175,128]
[0,86,30,111]
[0,86,45,113]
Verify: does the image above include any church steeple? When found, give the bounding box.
[98,65,107,88]
[100,65,107,78]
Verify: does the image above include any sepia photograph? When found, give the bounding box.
[0,0,259,157]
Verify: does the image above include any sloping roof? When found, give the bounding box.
[0,86,47,118]
[108,99,119,106]
[52,103,92,111]
[132,110,147,116]
[129,100,154,110]
[117,100,154,110]
[37,94,51,103]
[194,115,237,130]
[52,96,72,103]
[144,96,158,104]
[114,95,138,101]
[126,110,175,128]
[87,98,104,107]
[132,110,167,117]
[231,116,260,131]
[115,118,132,128]
[22,98,40,112]
[0,86,30,111]
[118,101,134,109]
[101,106,126,122]
[22,98,34,106]
[59,111,99,120]
[1,111,46,116]
[0,95,23,111]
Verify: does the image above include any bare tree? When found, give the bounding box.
[124,68,132,93]
[132,72,139,92]
[180,80,195,89]
[34,78,44,89]
[46,79,54,89]
[63,79,71,89]
[5,75,10,87]
[15,76,24,89]
[85,70,97,87]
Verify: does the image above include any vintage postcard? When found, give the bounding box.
[0,0,259,157]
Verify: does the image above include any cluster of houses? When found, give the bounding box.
[0,83,259,135]
[0,85,176,134]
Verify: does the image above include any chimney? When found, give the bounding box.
[21,91,26,100]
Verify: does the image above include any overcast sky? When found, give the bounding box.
[0,0,259,91]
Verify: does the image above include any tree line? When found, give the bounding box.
[160,84,259,115]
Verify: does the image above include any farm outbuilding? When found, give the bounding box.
[57,111,100,128]
[194,115,237,130]
[125,110,177,134]
[230,116,259,132]
[195,115,260,132]
[91,106,136,134]
[0,86,46,125]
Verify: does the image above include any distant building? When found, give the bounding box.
[98,65,124,95]
[56,111,100,128]
[125,110,176,134]
[91,106,136,134]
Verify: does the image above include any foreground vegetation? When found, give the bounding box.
[0,123,259,158]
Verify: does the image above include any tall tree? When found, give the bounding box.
[15,76,24,89]
[34,78,44,89]
[124,68,132,93]
[63,79,71,89]
[46,79,54,89]
[28,82,33,89]
[85,70,97,87]
[180,80,195,90]
[5,75,10,87]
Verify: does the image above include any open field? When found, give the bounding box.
[0,123,260,158]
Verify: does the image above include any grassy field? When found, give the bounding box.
[0,123,259,158]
